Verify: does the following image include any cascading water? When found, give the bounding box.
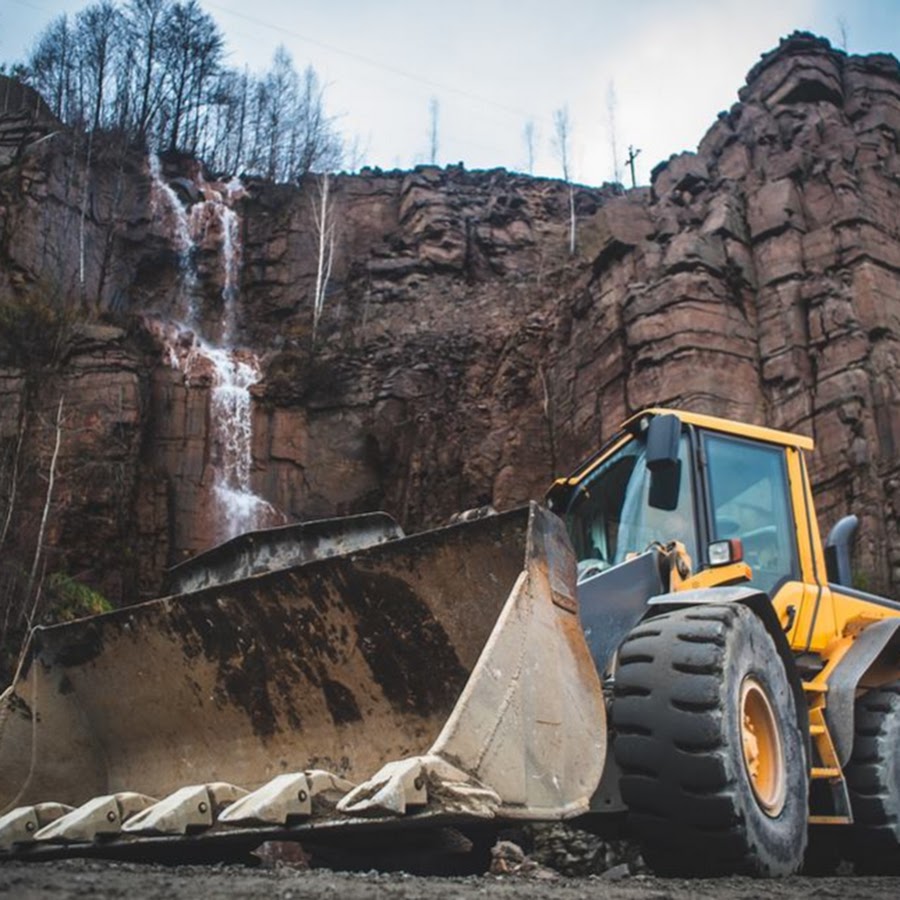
[148,154,194,256]
[148,153,197,324]
[147,156,280,543]
[187,184,243,344]
[206,348,278,537]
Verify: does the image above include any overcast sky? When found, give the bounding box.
[3,0,899,185]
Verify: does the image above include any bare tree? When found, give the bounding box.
[342,134,368,172]
[837,16,850,52]
[294,65,342,176]
[21,1,342,180]
[523,119,536,175]
[204,68,248,174]
[311,172,336,344]
[25,395,64,618]
[184,8,224,152]
[27,14,74,120]
[128,0,171,141]
[74,1,121,132]
[625,144,641,188]
[229,69,251,173]
[428,97,439,165]
[110,30,136,130]
[72,2,123,296]
[159,0,223,153]
[241,52,341,182]
[262,45,298,179]
[553,105,576,255]
[606,80,623,184]
[0,409,27,552]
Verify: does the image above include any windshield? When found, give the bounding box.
[564,434,697,579]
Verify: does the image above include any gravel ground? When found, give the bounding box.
[3,858,900,900]
[2,822,897,899]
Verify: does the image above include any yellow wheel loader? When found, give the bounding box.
[0,408,898,876]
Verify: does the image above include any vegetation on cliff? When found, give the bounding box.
[13,0,343,181]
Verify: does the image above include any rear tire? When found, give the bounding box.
[611,603,808,876]
[846,682,900,874]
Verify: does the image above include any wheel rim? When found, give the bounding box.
[740,676,787,817]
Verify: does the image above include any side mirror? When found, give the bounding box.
[824,514,858,586]
[646,414,681,511]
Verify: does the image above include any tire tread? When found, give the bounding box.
[846,681,900,873]
[611,604,806,877]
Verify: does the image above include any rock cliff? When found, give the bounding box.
[0,32,899,663]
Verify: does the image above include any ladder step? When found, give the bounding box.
[810,767,842,780]
[802,681,828,693]
[809,724,826,736]
[808,814,852,826]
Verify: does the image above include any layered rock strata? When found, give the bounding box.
[0,32,899,637]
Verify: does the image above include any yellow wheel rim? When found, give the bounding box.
[740,676,787,817]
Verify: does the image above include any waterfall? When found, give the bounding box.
[147,156,280,543]
[148,154,193,259]
[188,198,242,344]
[207,348,278,537]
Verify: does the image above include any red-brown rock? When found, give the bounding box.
[1,31,900,675]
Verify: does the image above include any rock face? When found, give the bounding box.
[548,31,900,592]
[0,32,899,658]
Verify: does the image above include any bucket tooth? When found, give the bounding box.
[337,754,499,817]
[121,782,247,835]
[33,792,158,843]
[0,803,73,851]
[219,770,355,826]
[303,769,357,811]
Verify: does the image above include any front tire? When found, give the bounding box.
[846,682,900,874]
[611,603,808,876]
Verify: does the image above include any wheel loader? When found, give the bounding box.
[0,408,898,876]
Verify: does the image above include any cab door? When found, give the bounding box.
[701,431,810,632]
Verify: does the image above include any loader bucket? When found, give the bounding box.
[0,503,605,854]
[166,512,405,594]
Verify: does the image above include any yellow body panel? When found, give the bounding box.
[625,408,815,451]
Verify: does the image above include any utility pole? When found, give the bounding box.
[626,145,641,188]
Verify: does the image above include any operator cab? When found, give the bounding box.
[547,411,801,597]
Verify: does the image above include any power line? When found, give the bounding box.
[4,0,570,175]
[205,2,541,124]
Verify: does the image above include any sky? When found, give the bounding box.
[2,0,900,186]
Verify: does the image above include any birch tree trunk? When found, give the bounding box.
[25,395,64,621]
[312,172,335,345]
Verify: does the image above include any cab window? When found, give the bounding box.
[704,433,798,595]
[565,434,697,580]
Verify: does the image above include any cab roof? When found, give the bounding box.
[548,407,814,499]
[629,408,814,451]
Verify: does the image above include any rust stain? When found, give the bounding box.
[18,506,530,748]
[330,563,470,717]
[46,621,106,668]
[322,678,362,724]
[7,691,33,721]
